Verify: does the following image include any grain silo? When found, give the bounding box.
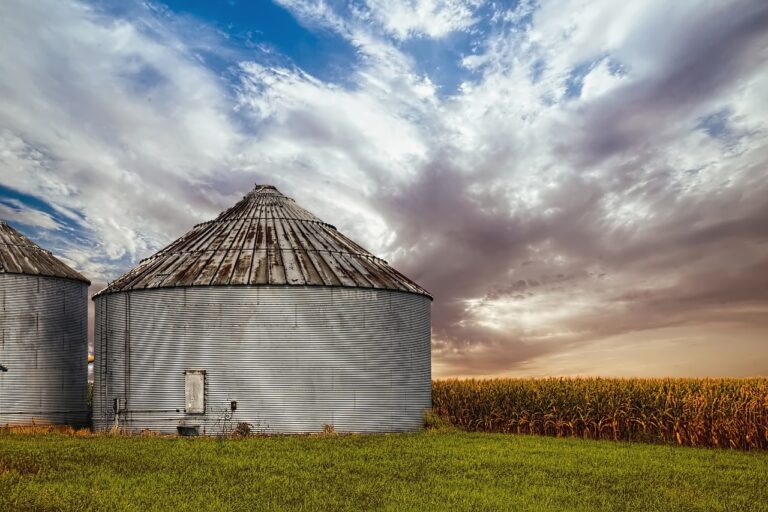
[0,220,90,427]
[93,184,431,434]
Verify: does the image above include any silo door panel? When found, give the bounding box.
[184,369,206,414]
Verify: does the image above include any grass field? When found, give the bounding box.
[2,430,767,511]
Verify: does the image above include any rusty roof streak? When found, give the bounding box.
[94,184,431,298]
[0,220,90,284]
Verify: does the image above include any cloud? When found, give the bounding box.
[557,1,768,165]
[364,0,483,40]
[1,0,767,377]
[0,199,60,230]
[276,0,482,41]
[0,0,242,270]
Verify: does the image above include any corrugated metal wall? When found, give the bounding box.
[93,286,431,434]
[0,274,88,426]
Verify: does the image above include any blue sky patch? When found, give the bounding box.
[697,108,732,139]
[0,185,79,231]
[402,31,481,96]
[158,0,360,84]
[564,55,625,99]
[0,185,91,255]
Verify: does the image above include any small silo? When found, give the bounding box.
[0,220,90,427]
[93,184,431,434]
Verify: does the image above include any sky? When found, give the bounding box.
[1,0,767,378]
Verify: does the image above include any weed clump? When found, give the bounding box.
[230,422,253,438]
[423,409,457,432]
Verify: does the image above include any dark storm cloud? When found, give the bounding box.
[372,160,567,373]
[380,155,768,373]
[565,1,768,165]
[377,140,768,372]
[367,1,768,373]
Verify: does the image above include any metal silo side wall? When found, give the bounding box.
[0,274,89,426]
[93,293,127,432]
[93,286,431,434]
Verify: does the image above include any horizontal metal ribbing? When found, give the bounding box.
[0,274,89,427]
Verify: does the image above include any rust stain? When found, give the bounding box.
[255,223,264,248]
[214,261,233,284]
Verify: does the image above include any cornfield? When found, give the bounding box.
[432,378,768,450]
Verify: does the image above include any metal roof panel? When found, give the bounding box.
[95,184,430,298]
[0,220,90,284]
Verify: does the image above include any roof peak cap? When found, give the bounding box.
[253,184,279,191]
[248,184,291,201]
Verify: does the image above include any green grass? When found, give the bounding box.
[1,431,766,511]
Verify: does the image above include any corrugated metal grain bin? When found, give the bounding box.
[0,220,90,427]
[93,185,432,434]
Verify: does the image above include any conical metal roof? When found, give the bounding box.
[96,185,430,298]
[0,220,90,284]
